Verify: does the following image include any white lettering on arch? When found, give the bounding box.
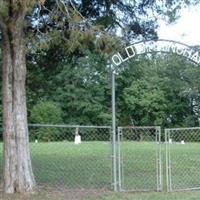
[111,40,200,67]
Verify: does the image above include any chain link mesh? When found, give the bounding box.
[117,126,162,192]
[2,125,200,192]
[166,127,200,191]
[29,124,112,189]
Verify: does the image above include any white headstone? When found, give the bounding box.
[35,139,38,143]
[181,140,185,145]
[74,135,81,144]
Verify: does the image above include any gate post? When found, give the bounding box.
[112,70,117,191]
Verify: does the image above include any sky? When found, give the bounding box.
[158,5,200,46]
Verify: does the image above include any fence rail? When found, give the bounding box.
[28,124,111,129]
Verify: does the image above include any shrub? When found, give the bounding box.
[29,101,63,142]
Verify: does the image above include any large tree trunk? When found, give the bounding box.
[1,17,36,193]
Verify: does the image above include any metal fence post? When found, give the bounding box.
[112,70,117,191]
[165,129,169,192]
[118,127,122,191]
[165,129,173,192]
[156,126,162,191]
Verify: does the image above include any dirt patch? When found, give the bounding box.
[55,189,107,200]
[0,186,109,200]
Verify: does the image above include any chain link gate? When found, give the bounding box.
[165,127,200,192]
[117,126,162,192]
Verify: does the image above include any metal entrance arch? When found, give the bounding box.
[110,39,200,191]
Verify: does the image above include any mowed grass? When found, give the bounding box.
[0,141,200,192]
[86,191,200,200]
[168,143,200,190]
[30,141,112,188]
[119,141,159,191]
[0,141,112,189]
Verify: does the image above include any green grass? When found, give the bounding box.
[0,141,112,188]
[30,141,112,188]
[169,143,200,190]
[119,141,158,191]
[86,191,200,200]
[1,141,200,195]
[2,190,200,200]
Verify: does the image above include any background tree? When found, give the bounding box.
[117,54,200,127]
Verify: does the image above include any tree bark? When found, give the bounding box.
[1,16,36,194]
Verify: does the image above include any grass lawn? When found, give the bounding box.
[2,189,200,200]
[86,191,200,200]
[1,141,200,199]
[30,141,112,188]
[119,141,159,191]
[29,141,160,190]
[168,143,200,191]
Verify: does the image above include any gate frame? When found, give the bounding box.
[110,39,200,191]
[117,126,162,192]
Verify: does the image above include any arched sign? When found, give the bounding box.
[110,39,200,192]
[111,39,200,68]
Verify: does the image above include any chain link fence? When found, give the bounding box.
[2,125,200,192]
[117,126,162,192]
[165,127,200,191]
[29,124,112,189]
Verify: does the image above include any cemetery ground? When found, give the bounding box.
[0,140,200,199]
[1,188,200,200]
